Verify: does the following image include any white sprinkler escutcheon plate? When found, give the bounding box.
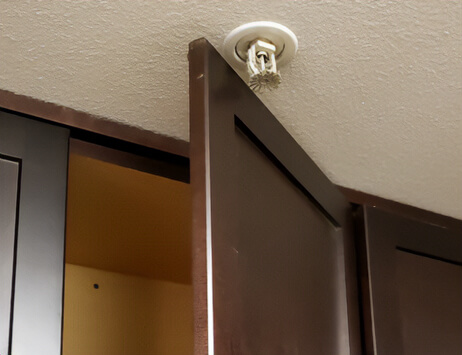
[223,21,298,71]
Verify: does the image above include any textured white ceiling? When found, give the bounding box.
[1,1,461,219]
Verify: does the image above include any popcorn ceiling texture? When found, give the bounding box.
[1,1,461,219]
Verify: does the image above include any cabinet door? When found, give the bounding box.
[360,206,462,355]
[189,39,361,355]
[0,110,69,355]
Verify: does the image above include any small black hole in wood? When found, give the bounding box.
[93,283,99,289]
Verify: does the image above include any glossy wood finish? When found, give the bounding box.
[359,206,462,355]
[0,89,188,158]
[189,38,361,355]
[0,111,69,355]
[0,156,20,355]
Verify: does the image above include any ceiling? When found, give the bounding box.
[66,153,192,284]
[1,1,461,219]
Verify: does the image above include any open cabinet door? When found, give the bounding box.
[0,110,69,355]
[189,39,361,355]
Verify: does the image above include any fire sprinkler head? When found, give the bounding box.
[223,21,298,92]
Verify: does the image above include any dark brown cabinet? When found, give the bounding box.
[1,38,461,355]
[356,206,462,355]
[189,39,361,354]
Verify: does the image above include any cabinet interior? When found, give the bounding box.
[63,152,193,355]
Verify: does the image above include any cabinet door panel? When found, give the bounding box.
[0,110,69,355]
[362,206,462,355]
[189,39,361,355]
[0,157,20,354]
[396,250,462,354]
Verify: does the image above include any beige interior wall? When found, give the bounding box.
[63,264,194,355]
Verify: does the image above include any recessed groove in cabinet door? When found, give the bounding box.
[396,246,462,266]
[0,156,21,355]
